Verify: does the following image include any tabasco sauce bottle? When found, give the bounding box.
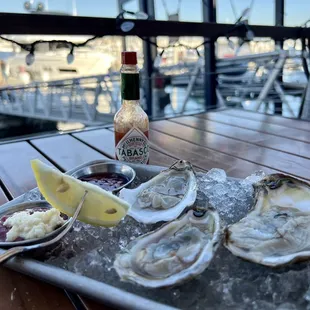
[114,51,150,164]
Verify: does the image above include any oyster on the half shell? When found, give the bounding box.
[114,208,221,288]
[119,160,197,224]
[225,174,310,267]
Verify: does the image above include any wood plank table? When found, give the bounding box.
[0,108,309,309]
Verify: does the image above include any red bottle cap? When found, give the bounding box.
[121,51,137,65]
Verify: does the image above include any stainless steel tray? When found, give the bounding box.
[2,161,296,310]
[0,160,176,310]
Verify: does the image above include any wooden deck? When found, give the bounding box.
[0,108,309,309]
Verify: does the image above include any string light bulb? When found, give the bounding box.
[116,9,148,33]
[246,30,254,41]
[67,47,74,64]
[25,51,35,66]
[135,11,148,20]
[120,21,135,32]
[153,50,165,68]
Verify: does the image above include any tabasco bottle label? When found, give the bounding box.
[115,127,149,164]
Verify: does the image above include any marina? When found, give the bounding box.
[0,50,308,139]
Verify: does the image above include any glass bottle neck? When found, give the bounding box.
[121,64,140,101]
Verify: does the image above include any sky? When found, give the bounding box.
[0,0,309,27]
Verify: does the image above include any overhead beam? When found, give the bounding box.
[0,13,309,39]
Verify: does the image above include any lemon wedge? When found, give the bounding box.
[31,159,130,227]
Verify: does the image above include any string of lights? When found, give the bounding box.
[0,35,99,65]
[140,20,256,68]
[0,8,260,67]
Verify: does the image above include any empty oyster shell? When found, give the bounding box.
[225,174,310,267]
[119,160,197,224]
[114,208,221,288]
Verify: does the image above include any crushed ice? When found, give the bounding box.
[196,168,264,223]
[25,169,310,309]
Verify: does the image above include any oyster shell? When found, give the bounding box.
[114,208,221,288]
[119,160,197,224]
[225,174,310,267]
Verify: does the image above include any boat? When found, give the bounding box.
[3,45,114,84]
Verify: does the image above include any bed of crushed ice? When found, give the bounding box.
[26,169,310,310]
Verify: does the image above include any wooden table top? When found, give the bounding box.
[0,108,309,309]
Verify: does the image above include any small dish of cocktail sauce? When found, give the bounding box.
[79,172,130,192]
[70,162,136,193]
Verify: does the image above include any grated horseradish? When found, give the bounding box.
[4,208,65,242]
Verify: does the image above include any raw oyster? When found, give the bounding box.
[114,208,221,288]
[119,160,197,224]
[225,174,310,267]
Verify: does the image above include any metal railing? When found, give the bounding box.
[0,73,120,125]
[0,50,307,123]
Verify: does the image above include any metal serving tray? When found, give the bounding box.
[2,161,293,310]
[0,160,176,310]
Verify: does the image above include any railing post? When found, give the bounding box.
[255,51,287,111]
[69,81,75,118]
[202,0,217,110]
[275,0,284,114]
[33,83,38,114]
[92,78,102,120]
[139,0,156,116]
